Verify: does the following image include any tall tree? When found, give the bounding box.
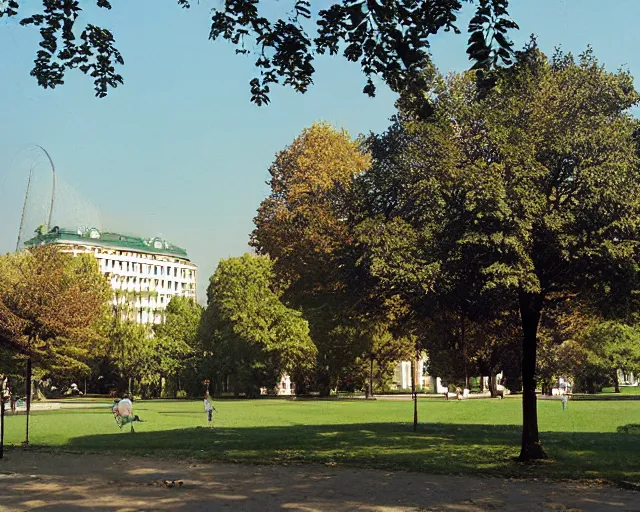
[107,320,159,395]
[1,1,518,103]
[202,254,317,396]
[153,296,202,396]
[0,247,111,443]
[352,43,640,460]
[251,122,371,394]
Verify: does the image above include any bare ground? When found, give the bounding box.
[0,450,639,512]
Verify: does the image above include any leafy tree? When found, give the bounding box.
[351,43,640,460]
[153,296,202,396]
[359,325,414,396]
[582,322,640,393]
[0,246,111,443]
[252,122,371,289]
[201,254,316,396]
[534,297,595,394]
[251,122,371,394]
[0,248,111,374]
[2,1,518,103]
[107,320,159,396]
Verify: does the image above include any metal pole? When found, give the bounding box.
[1,375,5,459]
[411,358,417,432]
[25,357,32,446]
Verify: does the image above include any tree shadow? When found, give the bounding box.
[616,423,640,435]
[59,422,640,483]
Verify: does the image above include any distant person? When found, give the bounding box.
[1,377,7,413]
[204,391,216,424]
[562,394,568,411]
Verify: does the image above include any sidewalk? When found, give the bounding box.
[1,450,638,511]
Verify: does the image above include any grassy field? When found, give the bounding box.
[3,397,640,483]
[600,385,640,395]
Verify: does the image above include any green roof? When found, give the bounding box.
[24,226,190,261]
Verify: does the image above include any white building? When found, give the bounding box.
[25,226,197,324]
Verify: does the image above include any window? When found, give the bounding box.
[174,267,178,277]
[168,281,172,290]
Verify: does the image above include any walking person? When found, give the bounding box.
[204,391,216,424]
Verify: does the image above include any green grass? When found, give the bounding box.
[600,385,640,395]
[3,397,640,483]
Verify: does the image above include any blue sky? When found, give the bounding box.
[1,0,638,302]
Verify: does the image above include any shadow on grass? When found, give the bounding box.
[60,422,640,483]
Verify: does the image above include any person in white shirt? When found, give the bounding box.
[204,391,216,423]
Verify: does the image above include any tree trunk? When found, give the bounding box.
[25,357,32,446]
[489,374,497,397]
[411,358,417,431]
[614,372,620,393]
[460,314,468,390]
[518,292,547,461]
[369,357,374,398]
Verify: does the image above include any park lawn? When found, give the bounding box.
[601,386,640,395]
[3,398,639,483]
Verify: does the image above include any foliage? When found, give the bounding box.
[350,43,640,459]
[251,122,372,394]
[582,322,640,392]
[107,320,158,394]
[96,297,202,397]
[356,326,415,393]
[201,254,317,396]
[535,299,640,394]
[153,296,202,393]
[252,122,370,290]
[3,1,519,103]
[0,247,111,377]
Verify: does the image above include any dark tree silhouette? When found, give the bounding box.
[1,0,517,103]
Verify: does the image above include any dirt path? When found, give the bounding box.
[0,450,638,512]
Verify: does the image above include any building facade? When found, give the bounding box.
[25,226,197,324]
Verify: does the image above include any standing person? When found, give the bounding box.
[1,376,7,413]
[204,391,215,424]
[8,377,16,415]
